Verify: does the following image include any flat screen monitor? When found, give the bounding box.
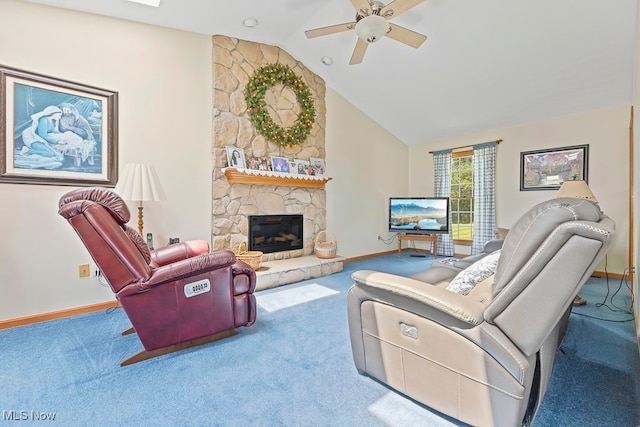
[388,197,450,235]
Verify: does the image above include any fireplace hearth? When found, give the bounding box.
[248,215,303,254]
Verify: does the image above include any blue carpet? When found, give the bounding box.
[0,254,637,426]
[534,276,640,427]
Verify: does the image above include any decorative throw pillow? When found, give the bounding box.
[446,251,501,295]
[431,257,461,271]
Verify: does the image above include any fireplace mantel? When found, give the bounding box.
[223,168,332,189]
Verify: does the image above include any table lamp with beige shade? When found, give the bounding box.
[115,163,166,236]
[556,179,598,202]
[556,179,598,305]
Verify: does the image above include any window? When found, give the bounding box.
[450,150,473,243]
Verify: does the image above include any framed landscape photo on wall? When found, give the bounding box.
[520,144,589,191]
[0,65,118,186]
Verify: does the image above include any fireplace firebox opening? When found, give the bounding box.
[248,215,303,254]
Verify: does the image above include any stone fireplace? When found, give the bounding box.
[248,214,303,254]
[210,35,328,263]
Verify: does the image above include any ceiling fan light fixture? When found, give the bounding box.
[355,15,389,43]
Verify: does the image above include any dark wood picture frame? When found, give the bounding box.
[520,144,589,191]
[0,65,118,186]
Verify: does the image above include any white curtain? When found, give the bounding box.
[471,141,497,254]
[432,149,454,256]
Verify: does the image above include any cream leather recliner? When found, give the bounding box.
[347,198,615,427]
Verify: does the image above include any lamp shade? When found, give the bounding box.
[556,180,598,203]
[355,15,390,43]
[115,163,166,202]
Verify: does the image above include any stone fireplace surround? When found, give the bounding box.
[248,214,303,254]
[210,36,343,288]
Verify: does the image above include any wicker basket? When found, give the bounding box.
[314,230,337,259]
[234,242,263,270]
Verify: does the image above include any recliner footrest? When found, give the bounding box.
[120,329,237,366]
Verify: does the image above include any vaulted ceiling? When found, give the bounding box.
[24,0,638,146]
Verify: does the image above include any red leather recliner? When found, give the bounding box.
[58,187,256,366]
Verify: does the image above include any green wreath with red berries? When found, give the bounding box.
[245,63,315,147]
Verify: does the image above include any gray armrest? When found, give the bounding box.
[483,239,504,253]
[351,270,485,325]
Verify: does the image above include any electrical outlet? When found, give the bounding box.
[89,263,102,277]
[78,264,90,278]
[377,235,382,240]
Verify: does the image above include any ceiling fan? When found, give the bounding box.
[304,0,428,65]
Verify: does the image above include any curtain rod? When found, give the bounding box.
[428,139,502,154]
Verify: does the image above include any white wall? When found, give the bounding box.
[408,104,631,275]
[325,88,408,258]
[0,0,213,320]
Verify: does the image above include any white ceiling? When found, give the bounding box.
[25,0,638,146]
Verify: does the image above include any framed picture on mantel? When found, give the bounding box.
[271,156,290,173]
[293,159,310,175]
[520,144,588,191]
[310,157,325,176]
[226,146,245,168]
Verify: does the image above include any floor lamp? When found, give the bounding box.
[557,179,598,306]
[556,180,598,203]
[115,163,166,236]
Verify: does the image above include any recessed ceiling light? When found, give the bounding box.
[127,0,161,6]
[243,18,259,28]
[321,56,334,66]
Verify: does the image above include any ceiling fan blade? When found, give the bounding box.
[381,0,426,19]
[349,38,369,65]
[350,0,372,15]
[386,23,427,48]
[305,22,356,39]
